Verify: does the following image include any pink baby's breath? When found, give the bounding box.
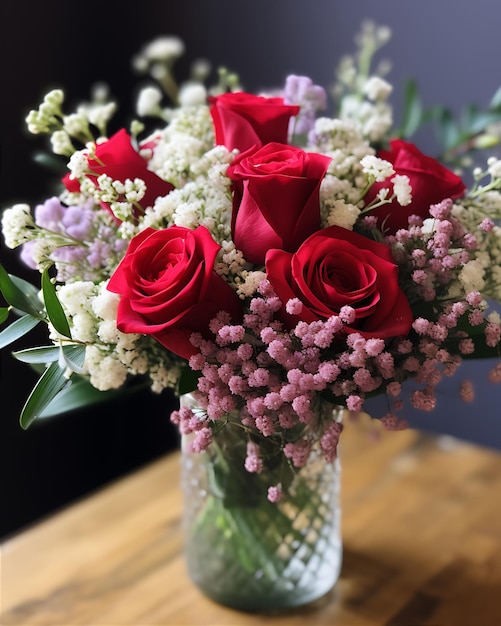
[479,218,495,232]
[244,441,263,473]
[320,421,343,462]
[340,306,356,324]
[411,389,436,411]
[191,427,213,452]
[267,484,283,503]
[380,413,408,431]
[489,363,501,383]
[346,395,363,411]
[459,379,475,403]
[284,439,311,468]
[286,298,303,315]
[485,322,501,347]
[429,198,453,220]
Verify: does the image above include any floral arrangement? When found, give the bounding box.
[2,23,501,501]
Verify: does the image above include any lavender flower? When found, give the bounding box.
[283,74,327,136]
[34,196,66,231]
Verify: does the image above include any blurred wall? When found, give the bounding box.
[2,0,501,537]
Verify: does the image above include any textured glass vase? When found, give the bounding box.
[180,394,342,612]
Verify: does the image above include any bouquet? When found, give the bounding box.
[2,22,501,490]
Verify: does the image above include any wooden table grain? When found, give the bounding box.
[2,419,501,626]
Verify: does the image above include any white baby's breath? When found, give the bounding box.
[361,155,394,182]
[1,204,35,248]
[391,174,412,206]
[179,82,207,106]
[137,86,163,117]
[364,76,392,101]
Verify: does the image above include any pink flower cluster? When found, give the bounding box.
[385,199,474,304]
[170,197,501,486]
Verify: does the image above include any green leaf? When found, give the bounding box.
[177,365,199,396]
[399,79,423,139]
[38,376,148,418]
[489,85,501,109]
[0,264,44,318]
[467,109,501,135]
[425,106,460,152]
[39,378,114,417]
[42,268,71,339]
[32,150,67,174]
[59,344,86,374]
[0,307,9,324]
[0,315,41,349]
[14,344,86,375]
[446,313,501,360]
[10,274,45,311]
[13,345,60,363]
[20,361,70,429]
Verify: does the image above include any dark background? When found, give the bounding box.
[2,0,501,539]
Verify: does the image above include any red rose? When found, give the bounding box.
[364,139,466,233]
[209,92,300,153]
[107,226,242,359]
[63,129,174,220]
[265,225,413,339]
[227,142,332,265]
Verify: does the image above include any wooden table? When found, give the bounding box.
[2,418,501,625]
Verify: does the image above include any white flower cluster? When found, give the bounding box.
[25,89,65,135]
[332,22,393,143]
[81,175,147,222]
[144,145,234,241]
[52,281,180,392]
[311,118,374,229]
[132,36,186,71]
[1,204,35,248]
[454,209,501,302]
[333,21,393,143]
[339,95,393,143]
[360,154,394,182]
[145,105,216,185]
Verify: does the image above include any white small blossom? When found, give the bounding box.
[85,101,117,131]
[364,76,392,101]
[124,178,147,203]
[236,271,267,298]
[1,204,35,248]
[360,155,394,182]
[111,202,134,222]
[487,310,501,325]
[91,284,119,320]
[25,89,64,134]
[137,86,163,117]
[63,113,91,138]
[50,130,74,156]
[97,319,123,344]
[85,346,128,391]
[44,89,65,108]
[421,218,437,235]
[140,36,185,63]
[324,200,360,229]
[459,259,486,293]
[179,82,207,107]
[391,174,412,206]
[67,149,90,179]
[377,188,390,201]
[487,157,501,179]
[149,363,182,393]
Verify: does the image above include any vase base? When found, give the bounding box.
[189,551,342,613]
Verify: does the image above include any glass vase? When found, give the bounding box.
[180,394,342,613]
